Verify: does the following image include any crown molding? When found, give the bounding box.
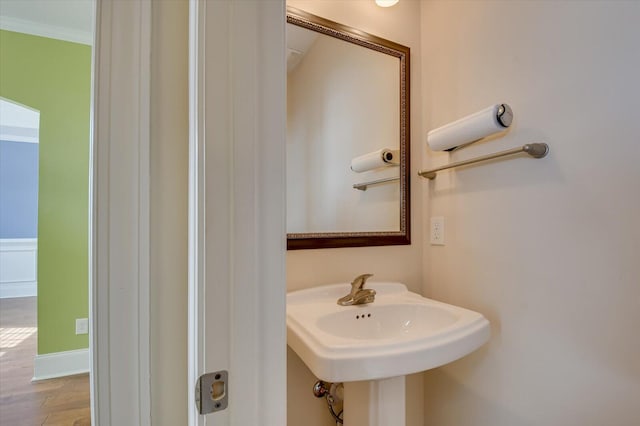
[0,15,92,45]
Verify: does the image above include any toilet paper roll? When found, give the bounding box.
[350,149,398,173]
[427,103,513,151]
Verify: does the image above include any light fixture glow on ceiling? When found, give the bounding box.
[375,0,399,7]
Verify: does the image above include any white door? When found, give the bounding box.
[188,1,287,425]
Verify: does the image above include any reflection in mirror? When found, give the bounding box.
[286,7,410,250]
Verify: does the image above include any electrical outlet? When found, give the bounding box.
[75,318,89,335]
[430,216,445,245]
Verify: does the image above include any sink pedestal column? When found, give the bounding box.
[343,376,405,426]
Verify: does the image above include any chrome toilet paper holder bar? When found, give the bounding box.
[418,143,549,180]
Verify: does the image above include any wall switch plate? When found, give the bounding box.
[75,318,89,335]
[430,216,445,245]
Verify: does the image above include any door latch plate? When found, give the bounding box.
[196,370,228,414]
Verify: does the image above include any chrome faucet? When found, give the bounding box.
[337,274,376,306]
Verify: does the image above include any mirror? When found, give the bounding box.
[286,7,410,250]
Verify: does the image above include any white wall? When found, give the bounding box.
[420,1,640,425]
[149,1,188,425]
[286,1,423,425]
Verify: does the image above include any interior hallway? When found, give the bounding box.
[0,297,90,425]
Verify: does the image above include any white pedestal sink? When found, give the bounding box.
[343,376,405,426]
[287,282,490,425]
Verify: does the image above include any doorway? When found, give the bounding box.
[0,1,95,424]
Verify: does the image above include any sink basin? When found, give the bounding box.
[287,282,490,382]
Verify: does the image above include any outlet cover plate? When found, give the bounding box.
[430,216,445,245]
[75,318,89,335]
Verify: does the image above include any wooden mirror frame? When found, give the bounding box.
[286,7,410,250]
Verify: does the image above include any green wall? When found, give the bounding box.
[0,30,91,354]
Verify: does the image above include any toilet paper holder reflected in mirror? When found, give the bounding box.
[351,148,400,190]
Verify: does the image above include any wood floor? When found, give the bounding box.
[0,297,91,426]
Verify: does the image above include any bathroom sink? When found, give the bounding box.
[287,282,490,382]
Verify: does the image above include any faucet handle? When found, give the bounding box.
[350,273,373,294]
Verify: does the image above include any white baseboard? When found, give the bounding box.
[32,348,90,381]
[0,238,37,298]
